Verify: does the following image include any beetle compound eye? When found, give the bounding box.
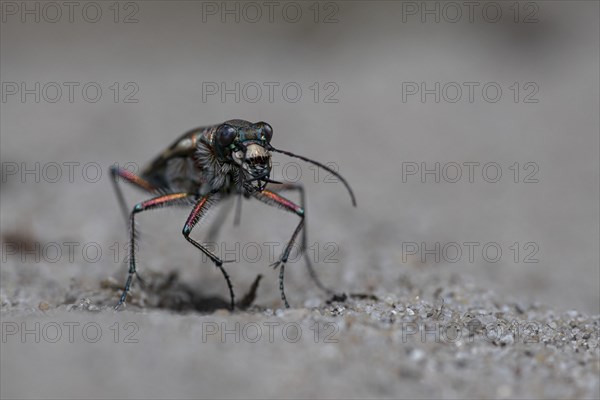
[216,124,237,147]
[257,122,273,142]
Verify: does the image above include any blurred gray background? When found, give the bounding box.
[2,0,598,312]
[1,1,599,398]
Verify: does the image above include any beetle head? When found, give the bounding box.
[213,119,273,192]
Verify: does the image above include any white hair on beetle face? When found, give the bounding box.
[231,143,270,169]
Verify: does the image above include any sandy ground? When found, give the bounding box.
[1,268,599,399]
[1,1,599,399]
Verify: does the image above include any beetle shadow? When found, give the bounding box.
[129,271,263,313]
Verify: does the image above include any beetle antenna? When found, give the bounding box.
[269,146,357,207]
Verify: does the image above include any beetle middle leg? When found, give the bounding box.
[205,196,235,243]
[109,165,160,224]
[116,192,191,309]
[253,189,306,308]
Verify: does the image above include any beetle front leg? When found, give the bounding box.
[115,192,191,310]
[253,190,305,308]
[267,182,334,295]
[182,193,236,311]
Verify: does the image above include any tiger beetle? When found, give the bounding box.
[110,119,356,310]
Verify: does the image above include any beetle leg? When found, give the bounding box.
[253,189,306,308]
[109,165,159,224]
[115,192,191,310]
[267,182,334,295]
[182,193,236,311]
[205,196,235,243]
[110,166,163,288]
